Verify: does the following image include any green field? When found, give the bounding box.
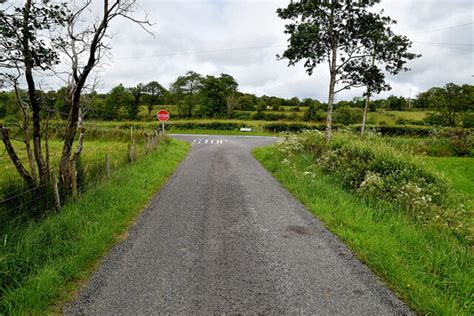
[0,140,137,186]
[135,104,429,125]
[428,157,474,198]
[0,139,189,314]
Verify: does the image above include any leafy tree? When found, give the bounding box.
[103,84,128,120]
[288,96,300,107]
[256,99,268,112]
[219,74,239,117]
[334,106,363,125]
[355,11,419,135]
[54,87,71,119]
[237,95,256,111]
[277,0,414,140]
[170,71,203,117]
[144,81,166,116]
[300,98,310,108]
[0,92,7,118]
[303,102,318,121]
[414,90,434,109]
[128,83,145,120]
[199,74,238,117]
[426,83,474,126]
[386,95,407,111]
[253,99,268,120]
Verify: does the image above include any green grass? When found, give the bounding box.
[0,140,138,186]
[254,146,473,315]
[0,139,190,314]
[391,111,428,121]
[428,157,474,198]
[367,110,428,125]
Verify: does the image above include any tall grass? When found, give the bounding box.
[0,139,189,314]
[254,146,473,315]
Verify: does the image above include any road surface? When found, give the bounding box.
[67,134,411,315]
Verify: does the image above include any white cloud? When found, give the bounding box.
[19,0,474,100]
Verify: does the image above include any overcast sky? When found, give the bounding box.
[59,0,474,101]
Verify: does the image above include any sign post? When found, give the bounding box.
[157,109,170,134]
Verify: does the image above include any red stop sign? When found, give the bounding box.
[157,110,169,122]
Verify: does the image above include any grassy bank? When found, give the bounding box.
[429,157,474,197]
[0,139,190,314]
[254,146,473,315]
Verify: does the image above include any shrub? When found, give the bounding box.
[333,106,363,125]
[275,132,472,243]
[232,111,252,120]
[424,112,448,126]
[167,121,244,131]
[0,105,6,119]
[291,106,300,112]
[264,122,326,133]
[252,111,265,120]
[441,128,473,157]
[263,113,284,121]
[359,125,434,137]
[462,112,474,128]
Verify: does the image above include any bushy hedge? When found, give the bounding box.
[263,122,327,133]
[167,121,245,130]
[276,131,472,244]
[357,125,435,136]
[333,106,363,125]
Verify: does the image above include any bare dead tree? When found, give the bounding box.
[58,0,153,191]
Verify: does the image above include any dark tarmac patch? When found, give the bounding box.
[286,225,314,236]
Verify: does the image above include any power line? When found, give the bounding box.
[414,41,473,47]
[114,44,285,60]
[414,42,472,52]
[114,37,473,61]
[406,22,473,35]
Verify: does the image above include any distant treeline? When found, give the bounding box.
[1,71,472,127]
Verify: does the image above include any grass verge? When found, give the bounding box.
[253,146,473,315]
[0,139,190,314]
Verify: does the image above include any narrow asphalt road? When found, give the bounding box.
[67,134,411,315]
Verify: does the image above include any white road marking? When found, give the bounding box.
[192,139,228,145]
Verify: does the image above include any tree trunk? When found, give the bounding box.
[148,104,152,117]
[188,94,193,118]
[59,94,79,190]
[45,113,51,174]
[361,92,371,136]
[15,85,37,183]
[22,114,36,182]
[361,51,376,136]
[325,7,337,143]
[0,126,35,187]
[326,46,338,142]
[22,0,48,183]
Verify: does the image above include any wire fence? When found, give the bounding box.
[0,133,166,225]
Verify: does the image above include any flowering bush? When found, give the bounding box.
[275,131,472,243]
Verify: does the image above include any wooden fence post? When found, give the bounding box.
[128,144,134,163]
[52,170,61,210]
[106,154,110,177]
[70,160,77,199]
